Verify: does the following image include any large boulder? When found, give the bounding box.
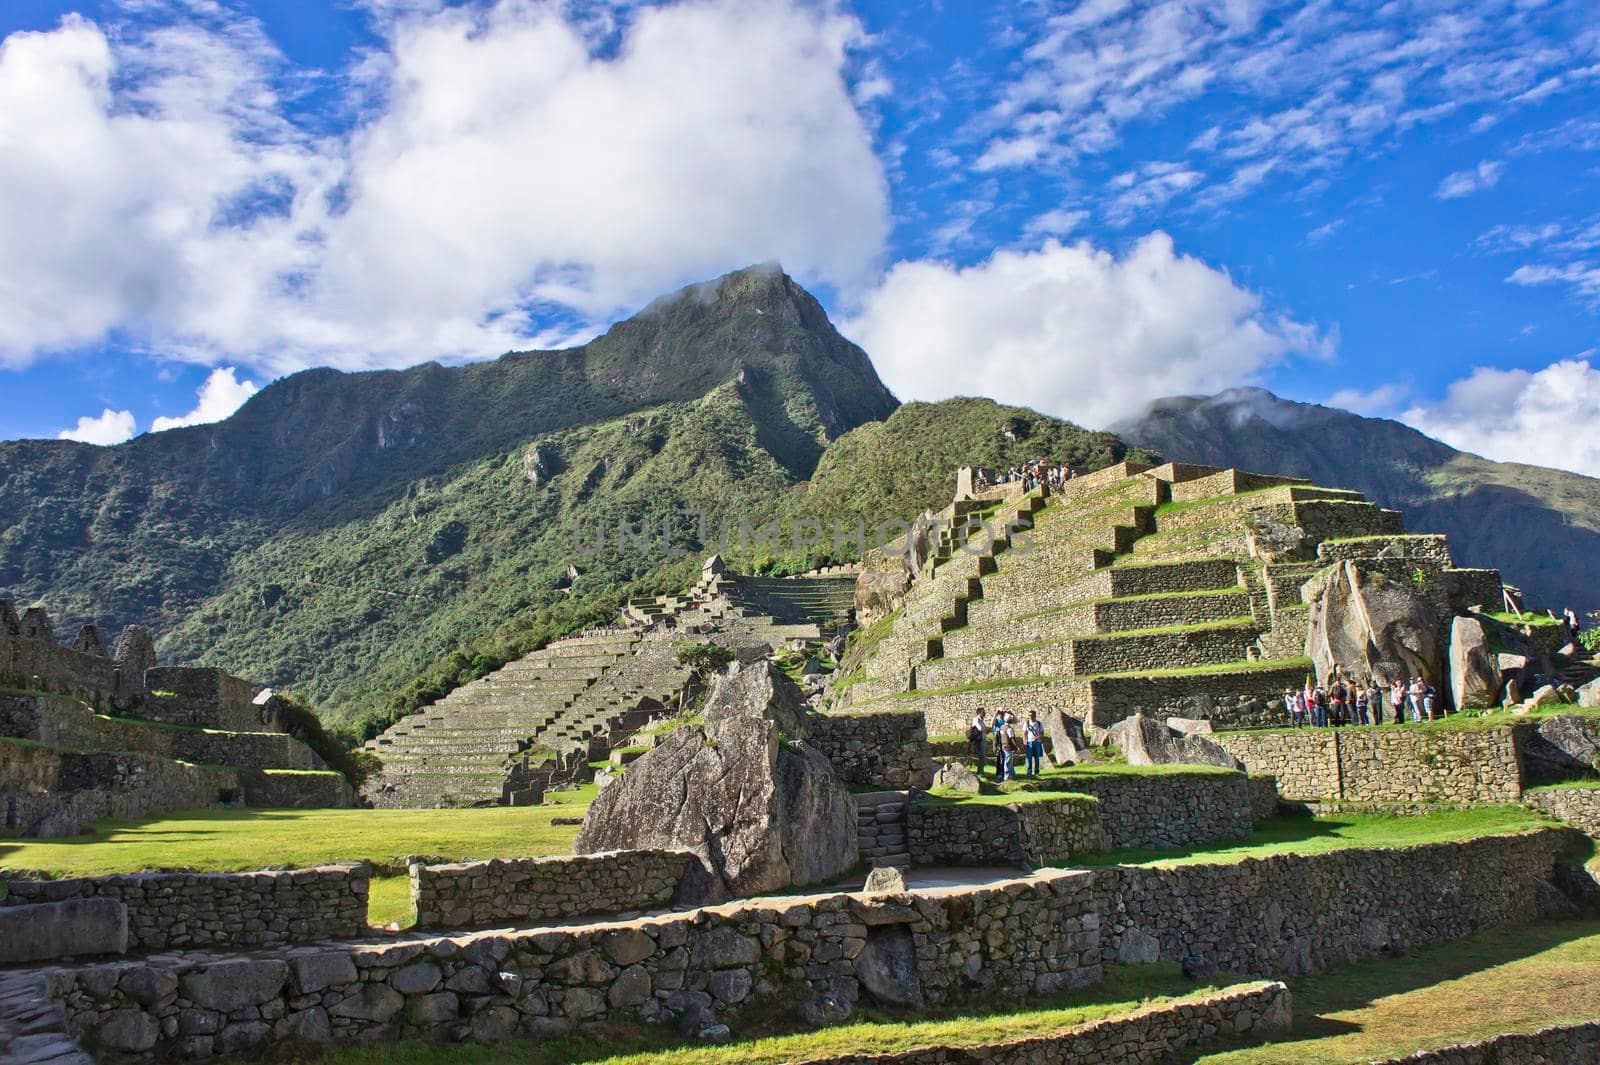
[853,549,913,630]
[1580,677,1600,709]
[1304,561,1443,688]
[1522,715,1600,782]
[574,661,856,902]
[1104,713,1241,770]
[1046,711,1086,766]
[1448,615,1501,710]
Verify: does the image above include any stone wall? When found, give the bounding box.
[238,769,357,809]
[1214,725,1525,803]
[1095,828,1580,976]
[907,797,1104,866]
[0,739,240,837]
[2,864,369,952]
[45,870,1102,1059]
[1065,771,1253,851]
[812,711,935,789]
[0,626,120,707]
[142,667,265,732]
[0,692,324,771]
[1525,786,1600,837]
[412,851,695,930]
[751,982,1292,1065]
[1367,1021,1600,1064]
[1318,535,1453,564]
[1248,774,1280,821]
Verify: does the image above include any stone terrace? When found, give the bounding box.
[362,632,645,807]
[837,461,1498,736]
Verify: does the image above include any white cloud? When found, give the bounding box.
[1023,208,1088,239]
[0,0,889,373]
[1307,218,1345,243]
[1403,359,1600,477]
[843,233,1331,430]
[1507,262,1600,306]
[57,408,136,445]
[964,1,1590,225]
[1435,159,1505,200]
[150,367,260,431]
[1328,383,1408,416]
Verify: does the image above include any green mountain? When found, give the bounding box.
[0,266,1138,733]
[1113,387,1600,616]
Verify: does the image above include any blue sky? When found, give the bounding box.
[1,0,1597,475]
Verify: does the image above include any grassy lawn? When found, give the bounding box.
[1184,920,1600,1063]
[0,788,594,928]
[1066,806,1559,868]
[290,964,1247,1065]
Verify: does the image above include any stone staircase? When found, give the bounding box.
[622,573,855,643]
[837,462,1410,735]
[361,632,641,807]
[853,790,910,869]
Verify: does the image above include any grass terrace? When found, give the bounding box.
[1065,806,1560,868]
[1243,705,1600,738]
[0,789,597,928]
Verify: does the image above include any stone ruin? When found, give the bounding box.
[3,457,1600,1064]
[0,599,354,836]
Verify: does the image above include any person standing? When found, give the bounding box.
[993,713,1007,779]
[968,709,988,775]
[1000,714,1020,781]
[1024,711,1045,776]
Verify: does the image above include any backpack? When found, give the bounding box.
[965,724,981,743]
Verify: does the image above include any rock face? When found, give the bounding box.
[1580,677,1600,709]
[574,661,857,902]
[1523,715,1600,782]
[854,548,913,630]
[931,761,980,793]
[1305,561,1443,687]
[1105,713,1241,770]
[1047,711,1086,766]
[1448,615,1501,710]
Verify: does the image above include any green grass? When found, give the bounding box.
[0,791,595,928]
[1484,610,1565,628]
[293,964,1247,1065]
[952,617,1258,661]
[920,788,1097,807]
[1185,921,1600,1063]
[1243,705,1600,738]
[1065,807,1557,868]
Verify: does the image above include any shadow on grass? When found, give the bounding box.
[1063,814,1348,867]
[1166,919,1600,1063]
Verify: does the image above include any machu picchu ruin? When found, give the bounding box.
[4,264,1600,1065]
[1,603,355,839]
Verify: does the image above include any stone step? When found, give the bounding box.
[943,588,1252,657]
[915,620,1263,691]
[965,558,1242,627]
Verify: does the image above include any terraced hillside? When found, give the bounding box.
[361,631,643,807]
[835,461,1501,736]
[364,573,857,808]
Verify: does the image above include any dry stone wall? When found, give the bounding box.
[1095,828,1579,976]
[1524,786,1600,836]
[0,740,238,837]
[238,769,356,809]
[765,982,1292,1065]
[1068,771,1254,850]
[45,871,1102,1059]
[0,625,121,707]
[812,711,935,789]
[142,668,264,732]
[0,692,323,770]
[412,851,695,930]
[1367,1021,1600,1064]
[907,797,1104,866]
[1214,726,1525,802]
[2,865,369,952]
